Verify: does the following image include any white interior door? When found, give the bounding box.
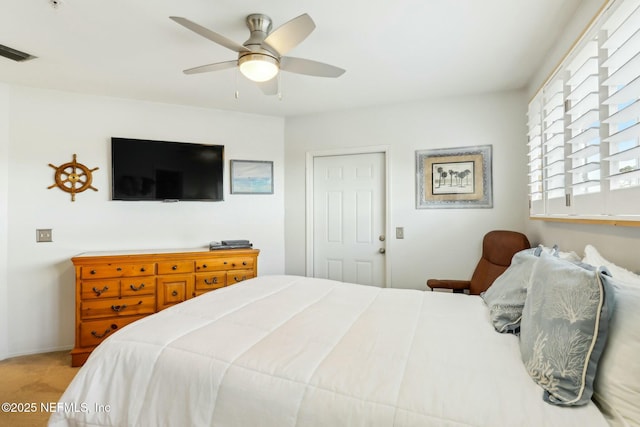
[312,152,386,287]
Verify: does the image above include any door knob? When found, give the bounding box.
[379,235,385,241]
[379,248,386,254]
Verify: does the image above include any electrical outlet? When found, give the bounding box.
[396,227,404,239]
[36,229,53,242]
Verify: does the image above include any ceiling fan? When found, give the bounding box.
[170,13,346,95]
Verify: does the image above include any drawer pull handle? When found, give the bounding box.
[92,286,109,296]
[171,290,178,296]
[130,283,145,291]
[116,267,122,272]
[112,301,143,312]
[91,324,118,339]
[90,270,96,275]
[140,267,146,272]
[234,276,246,282]
[231,263,236,267]
[172,265,178,270]
[202,264,207,269]
[242,261,247,266]
[204,277,218,285]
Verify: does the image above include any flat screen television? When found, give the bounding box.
[111,137,224,201]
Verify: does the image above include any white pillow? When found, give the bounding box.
[582,245,640,286]
[592,278,640,427]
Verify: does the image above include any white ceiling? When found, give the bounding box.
[0,0,582,117]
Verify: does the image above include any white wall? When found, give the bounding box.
[527,0,606,97]
[525,0,640,271]
[3,86,285,358]
[0,83,9,360]
[284,91,528,289]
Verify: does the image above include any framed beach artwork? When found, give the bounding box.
[415,145,493,208]
[230,160,274,194]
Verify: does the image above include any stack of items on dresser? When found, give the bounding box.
[210,240,253,250]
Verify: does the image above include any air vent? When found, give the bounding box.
[0,44,36,62]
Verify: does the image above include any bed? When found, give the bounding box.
[49,274,613,427]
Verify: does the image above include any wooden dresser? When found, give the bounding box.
[70,248,259,366]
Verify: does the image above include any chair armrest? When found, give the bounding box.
[426,279,471,291]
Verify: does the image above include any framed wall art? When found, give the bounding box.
[415,145,493,208]
[230,160,274,194]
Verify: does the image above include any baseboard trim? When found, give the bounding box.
[1,345,73,362]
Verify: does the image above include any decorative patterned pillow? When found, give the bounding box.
[592,277,640,426]
[519,252,614,406]
[481,246,542,333]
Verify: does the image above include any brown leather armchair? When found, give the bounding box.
[427,230,531,295]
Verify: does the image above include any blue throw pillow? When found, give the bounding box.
[481,246,542,333]
[519,252,614,406]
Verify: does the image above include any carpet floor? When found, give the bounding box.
[0,351,78,427]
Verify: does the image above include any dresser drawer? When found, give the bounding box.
[120,278,155,297]
[81,263,155,279]
[79,315,145,348]
[201,257,255,271]
[226,270,255,285]
[156,274,193,311]
[194,272,226,290]
[80,296,156,320]
[195,259,218,272]
[157,261,194,275]
[159,281,186,304]
[80,279,120,299]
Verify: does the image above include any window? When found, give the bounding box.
[528,0,640,221]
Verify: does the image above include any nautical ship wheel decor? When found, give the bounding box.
[48,154,99,201]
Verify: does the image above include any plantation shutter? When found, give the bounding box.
[602,0,640,215]
[543,77,567,214]
[527,95,544,214]
[566,38,603,213]
[527,0,640,221]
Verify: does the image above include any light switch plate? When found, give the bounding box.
[36,229,52,242]
[396,227,404,239]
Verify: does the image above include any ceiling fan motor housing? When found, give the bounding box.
[241,14,279,60]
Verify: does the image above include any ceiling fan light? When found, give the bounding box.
[239,54,279,82]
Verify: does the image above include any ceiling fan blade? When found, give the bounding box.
[183,60,237,75]
[256,77,279,96]
[170,16,250,53]
[280,57,345,78]
[263,13,315,56]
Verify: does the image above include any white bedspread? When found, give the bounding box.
[49,275,608,427]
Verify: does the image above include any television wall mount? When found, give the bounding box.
[48,154,99,201]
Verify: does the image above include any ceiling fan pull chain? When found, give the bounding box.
[234,68,240,100]
[277,73,283,101]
